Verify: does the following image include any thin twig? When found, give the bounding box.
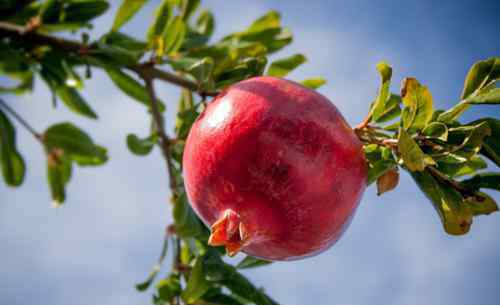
[0,21,219,97]
[141,72,178,194]
[0,98,42,141]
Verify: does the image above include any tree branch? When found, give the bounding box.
[0,21,218,97]
[0,98,42,142]
[138,67,183,305]
[141,72,179,194]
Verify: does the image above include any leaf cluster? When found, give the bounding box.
[361,58,500,235]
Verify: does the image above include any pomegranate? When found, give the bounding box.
[183,76,367,261]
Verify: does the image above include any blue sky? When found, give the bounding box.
[1,1,499,305]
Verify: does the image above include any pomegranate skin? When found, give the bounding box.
[183,76,367,261]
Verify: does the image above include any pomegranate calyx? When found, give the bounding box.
[208,209,251,256]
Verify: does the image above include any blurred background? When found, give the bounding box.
[1,1,500,304]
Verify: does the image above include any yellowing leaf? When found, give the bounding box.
[401,77,433,131]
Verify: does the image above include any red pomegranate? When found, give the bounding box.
[183,76,367,261]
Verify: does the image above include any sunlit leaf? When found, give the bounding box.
[371,61,392,122]
[461,57,500,100]
[267,54,306,77]
[247,10,280,33]
[196,9,215,37]
[112,0,149,31]
[163,16,186,55]
[147,0,172,45]
[400,77,433,131]
[300,78,326,90]
[468,88,500,104]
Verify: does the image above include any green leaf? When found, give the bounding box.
[247,10,280,33]
[55,86,97,119]
[375,94,402,123]
[467,118,500,166]
[181,257,210,303]
[231,11,291,54]
[187,57,215,91]
[216,57,268,88]
[176,106,199,140]
[400,77,433,131]
[147,0,172,45]
[423,122,448,141]
[461,57,500,100]
[464,192,498,216]
[163,16,187,55]
[371,61,392,121]
[202,251,279,305]
[154,274,181,303]
[468,88,500,104]
[112,0,149,31]
[173,191,205,238]
[236,256,272,269]
[126,134,157,156]
[0,109,25,187]
[72,145,108,166]
[106,68,164,111]
[44,123,107,163]
[439,57,500,122]
[461,173,500,192]
[267,54,306,77]
[437,155,487,178]
[300,78,326,90]
[63,0,109,23]
[196,10,214,37]
[203,292,245,305]
[101,31,148,51]
[398,129,434,172]
[447,121,491,158]
[39,0,61,23]
[363,145,396,185]
[411,170,473,235]
[437,101,469,123]
[47,154,72,206]
[180,0,200,21]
